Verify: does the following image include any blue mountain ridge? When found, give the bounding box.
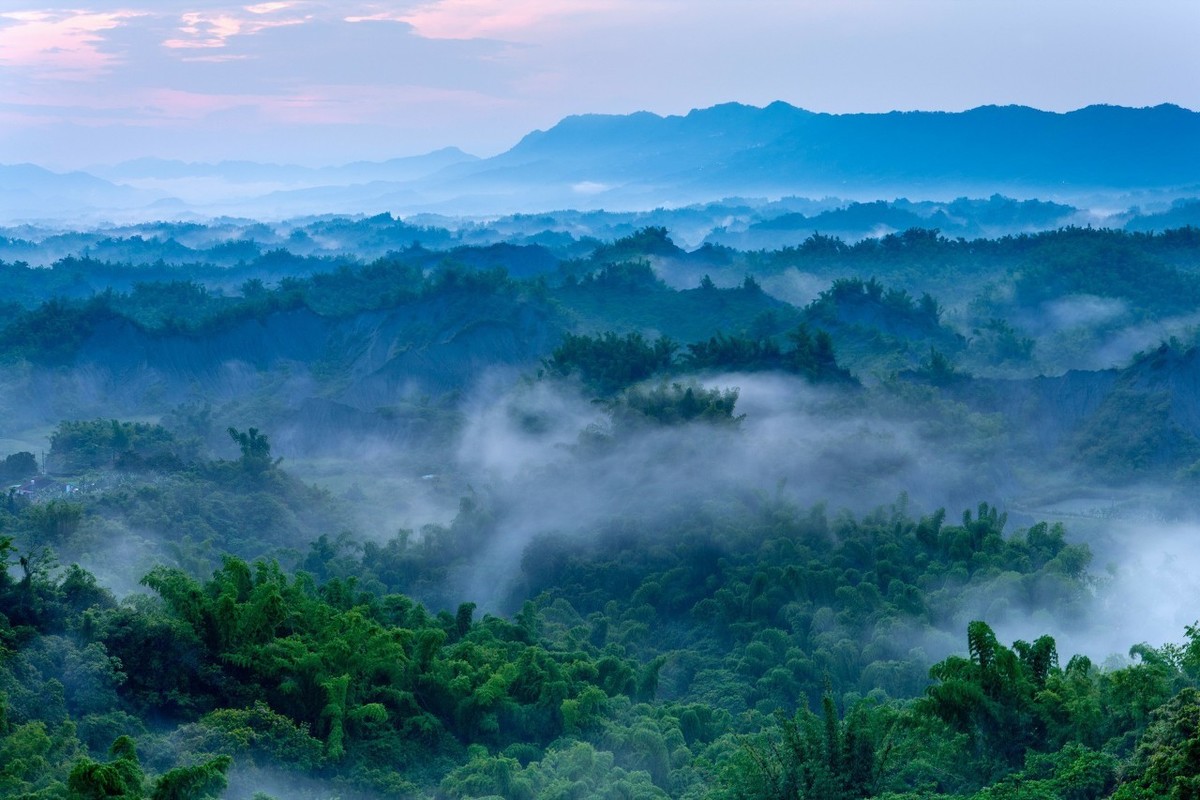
[474,102,1200,192]
[4,103,1198,219]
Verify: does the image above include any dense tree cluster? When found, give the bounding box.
[1,483,1199,798]
[544,332,678,395]
[3,219,1200,798]
[545,325,853,396]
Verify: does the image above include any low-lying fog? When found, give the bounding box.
[11,354,1194,668]
[334,369,1198,663]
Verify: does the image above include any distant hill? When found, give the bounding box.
[233,103,1200,212]
[6,103,1200,219]
[0,163,156,218]
[940,342,1200,477]
[93,146,478,186]
[451,103,1200,203]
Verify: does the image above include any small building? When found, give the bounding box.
[16,476,62,498]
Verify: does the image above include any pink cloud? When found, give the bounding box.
[0,10,142,79]
[245,2,294,12]
[134,83,504,126]
[384,0,631,40]
[163,4,309,49]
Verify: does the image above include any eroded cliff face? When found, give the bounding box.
[328,295,563,407]
[12,275,1200,486]
[1,292,567,456]
[950,369,1120,452]
[945,343,1200,476]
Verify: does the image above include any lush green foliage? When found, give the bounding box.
[545,332,678,395]
[4,218,1200,799]
[49,420,189,473]
[0,452,38,483]
[544,324,853,397]
[1,487,1198,799]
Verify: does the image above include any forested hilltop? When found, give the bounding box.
[3,213,1200,798]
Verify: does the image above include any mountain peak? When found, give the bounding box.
[483,102,1200,198]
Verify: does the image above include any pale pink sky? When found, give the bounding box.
[1,0,1197,168]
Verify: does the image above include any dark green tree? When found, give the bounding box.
[226,427,276,474]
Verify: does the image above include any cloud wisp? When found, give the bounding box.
[162,3,311,51]
[0,9,143,79]
[385,0,631,41]
[449,373,1004,610]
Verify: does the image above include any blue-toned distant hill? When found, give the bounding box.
[448,102,1200,202]
[6,103,1200,220]
[1125,198,1200,232]
[0,149,481,222]
[92,146,478,186]
[0,163,157,218]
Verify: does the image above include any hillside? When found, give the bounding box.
[440,103,1200,204]
[5,104,1200,221]
[4,219,1200,799]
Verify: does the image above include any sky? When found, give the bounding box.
[1,0,1197,169]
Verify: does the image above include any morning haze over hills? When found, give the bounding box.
[6,3,1200,793]
[5,101,1199,221]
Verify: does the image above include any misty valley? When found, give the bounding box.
[6,208,1200,800]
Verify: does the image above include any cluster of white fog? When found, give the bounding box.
[449,373,995,607]
[1020,294,1200,372]
[9,347,1195,666]
[442,370,1200,662]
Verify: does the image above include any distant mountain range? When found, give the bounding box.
[487,103,1200,202]
[0,163,151,219]
[3,103,1199,221]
